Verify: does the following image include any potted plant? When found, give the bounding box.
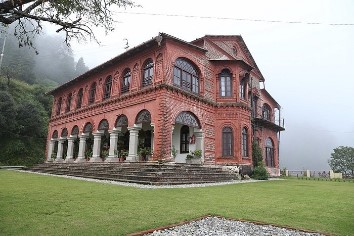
[85,150,92,161]
[171,145,177,160]
[100,149,109,161]
[119,149,128,162]
[138,147,152,161]
[186,149,202,165]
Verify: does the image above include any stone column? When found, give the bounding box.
[106,128,121,162]
[75,133,88,163]
[170,125,175,160]
[65,135,77,163]
[126,125,141,162]
[47,139,56,162]
[90,131,104,162]
[55,138,65,162]
[194,129,204,163]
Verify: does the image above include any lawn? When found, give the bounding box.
[0,170,353,236]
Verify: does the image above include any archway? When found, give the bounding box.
[135,109,153,161]
[115,115,129,161]
[98,119,110,160]
[172,111,203,163]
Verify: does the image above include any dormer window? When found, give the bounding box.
[220,69,232,97]
[173,58,199,94]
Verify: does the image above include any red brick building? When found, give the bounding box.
[47,33,284,176]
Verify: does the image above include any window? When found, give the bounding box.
[251,96,258,117]
[240,78,246,99]
[103,75,112,100]
[142,59,153,87]
[173,58,199,94]
[262,104,271,121]
[121,69,131,93]
[180,125,189,153]
[76,88,83,109]
[220,69,232,97]
[241,127,248,157]
[88,82,96,104]
[265,138,275,167]
[56,97,62,115]
[222,127,233,156]
[65,93,72,112]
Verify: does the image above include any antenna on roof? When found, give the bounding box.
[123,38,129,50]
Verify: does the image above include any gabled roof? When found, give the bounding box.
[191,35,265,81]
[261,88,281,108]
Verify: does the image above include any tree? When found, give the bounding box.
[75,57,89,77]
[0,0,136,48]
[329,146,354,177]
[252,141,263,167]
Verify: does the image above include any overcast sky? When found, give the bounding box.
[68,0,354,170]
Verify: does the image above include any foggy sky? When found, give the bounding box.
[60,0,354,170]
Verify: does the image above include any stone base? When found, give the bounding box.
[75,157,87,163]
[54,158,65,163]
[46,158,54,163]
[186,158,202,165]
[126,154,138,162]
[65,158,75,163]
[89,157,102,162]
[105,157,119,162]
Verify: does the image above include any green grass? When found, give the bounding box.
[0,170,353,236]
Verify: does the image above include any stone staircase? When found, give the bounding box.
[26,162,238,185]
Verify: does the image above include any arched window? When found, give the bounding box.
[173,58,199,94]
[121,69,131,93]
[220,69,232,97]
[76,88,83,109]
[103,75,112,100]
[65,93,72,112]
[142,59,153,87]
[88,82,96,105]
[240,78,246,100]
[56,97,62,115]
[265,138,275,167]
[262,104,271,121]
[241,127,248,157]
[180,125,189,153]
[222,127,233,157]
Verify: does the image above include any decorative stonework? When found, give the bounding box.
[175,111,200,128]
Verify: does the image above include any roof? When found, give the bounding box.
[261,88,281,108]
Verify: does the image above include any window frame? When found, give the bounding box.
[103,75,112,100]
[76,88,83,109]
[265,138,275,167]
[241,127,248,157]
[173,58,199,94]
[222,127,233,157]
[220,69,232,97]
[121,69,131,94]
[240,78,246,100]
[180,125,190,154]
[65,93,72,112]
[142,59,154,87]
[88,82,96,105]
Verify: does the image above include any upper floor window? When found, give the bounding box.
[56,97,62,116]
[240,78,246,100]
[103,75,112,100]
[142,59,153,87]
[173,58,199,94]
[180,125,189,153]
[265,138,275,167]
[121,69,131,94]
[222,127,233,157]
[241,127,248,157]
[88,82,96,105]
[262,104,271,121]
[76,88,83,109]
[65,93,72,112]
[220,69,232,97]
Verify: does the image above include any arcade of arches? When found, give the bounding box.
[47,110,204,163]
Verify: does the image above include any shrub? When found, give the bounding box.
[252,164,269,180]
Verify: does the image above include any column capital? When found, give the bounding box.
[58,137,67,142]
[128,126,141,132]
[93,130,104,136]
[68,135,77,140]
[109,127,121,134]
[79,133,89,139]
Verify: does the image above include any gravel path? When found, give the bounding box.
[145,216,324,236]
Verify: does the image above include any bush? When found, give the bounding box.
[252,164,269,180]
